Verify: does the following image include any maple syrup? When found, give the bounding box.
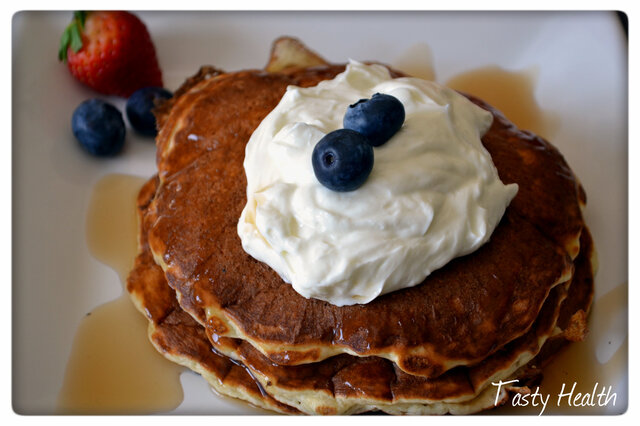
[57,174,185,414]
[445,66,559,140]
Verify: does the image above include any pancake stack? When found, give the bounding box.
[126,38,595,415]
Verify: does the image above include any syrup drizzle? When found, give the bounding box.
[392,46,559,140]
[445,66,560,141]
[57,174,185,414]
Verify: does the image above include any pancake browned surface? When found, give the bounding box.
[128,178,594,415]
[144,56,582,377]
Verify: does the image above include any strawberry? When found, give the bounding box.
[59,11,163,97]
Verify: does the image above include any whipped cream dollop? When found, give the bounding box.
[238,61,518,306]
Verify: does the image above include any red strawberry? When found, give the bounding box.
[59,11,163,97]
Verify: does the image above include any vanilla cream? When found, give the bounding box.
[238,61,518,306]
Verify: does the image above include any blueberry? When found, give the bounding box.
[71,99,126,157]
[126,87,173,136]
[312,129,374,192]
[343,93,405,147]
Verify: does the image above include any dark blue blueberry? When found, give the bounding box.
[312,129,374,192]
[343,93,405,147]
[71,99,126,157]
[125,87,173,137]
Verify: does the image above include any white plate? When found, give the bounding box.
[12,11,627,415]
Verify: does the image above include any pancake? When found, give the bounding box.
[128,176,594,415]
[140,171,571,413]
[144,58,581,377]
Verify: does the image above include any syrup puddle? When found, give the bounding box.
[392,45,559,141]
[57,174,185,414]
[445,66,560,140]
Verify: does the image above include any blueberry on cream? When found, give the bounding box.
[311,129,374,192]
[344,93,405,147]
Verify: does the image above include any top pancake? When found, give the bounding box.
[146,62,583,377]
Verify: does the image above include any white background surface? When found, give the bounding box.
[12,11,627,414]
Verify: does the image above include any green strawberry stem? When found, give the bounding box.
[58,11,87,62]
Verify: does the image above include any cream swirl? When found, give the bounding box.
[238,61,518,306]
